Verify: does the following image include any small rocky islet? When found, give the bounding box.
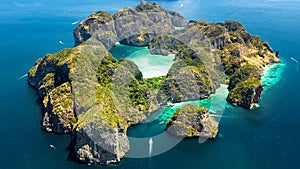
[28,2,280,165]
[166,104,218,139]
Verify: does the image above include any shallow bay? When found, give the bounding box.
[1,0,300,168]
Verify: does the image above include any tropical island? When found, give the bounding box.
[28,2,280,165]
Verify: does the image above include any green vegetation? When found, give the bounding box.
[149,34,187,55]
[43,82,77,125]
[224,20,245,32]
[176,20,279,109]
[218,43,243,75]
[28,58,42,77]
[128,78,150,112]
[136,2,163,12]
[177,48,205,69]
[172,104,207,117]
[167,104,210,137]
[76,54,152,129]
[228,63,262,90]
[45,48,79,67]
[155,44,215,104]
[176,48,213,88]
[88,11,113,23]
[39,73,55,93]
[204,24,226,38]
[144,76,166,94]
[96,55,118,87]
[76,84,126,129]
[167,47,211,79]
[227,77,262,106]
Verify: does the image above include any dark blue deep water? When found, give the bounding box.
[1,0,300,168]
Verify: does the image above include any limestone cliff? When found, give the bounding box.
[227,77,263,109]
[28,1,281,166]
[72,41,157,164]
[28,47,78,133]
[156,47,215,105]
[73,2,187,48]
[73,11,115,47]
[29,38,156,164]
[148,20,280,109]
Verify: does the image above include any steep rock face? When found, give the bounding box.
[216,21,279,109]
[114,2,185,47]
[156,48,215,105]
[70,40,130,164]
[72,39,156,164]
[227,64,262,90]
[29,38,156,164]
[28,47,79,133]
[166,104,218,139]
[74,126,129,164]
[149,34,187,55]
[73,11,116,47]
[29,2,282,166]
[73,2,188,48]
[227,77,263,109]
[42,82,74,133]
[179,20,229,49]
[149,19,280,109]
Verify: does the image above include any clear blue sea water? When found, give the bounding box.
[1,0,300,168]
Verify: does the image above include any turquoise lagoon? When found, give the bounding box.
[110,44,175,78]
[0,0,299,169]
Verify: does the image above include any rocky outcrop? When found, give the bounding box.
[73,11,115,47]
[74,3,280,110]
[166,104,218,139]
[227,63,262,91]
[73,2,188,48]
[74,126,129,164]
[156,48,215,105]
[227,77,263,109]
[29,1,282,166]
[28,47,78,133]
[149,19,280,109]
[149,34,187,55]
[72,40,156,164]
[28,38,156,164]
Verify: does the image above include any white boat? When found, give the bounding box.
[166,102,175,107]
[49,144,56,149]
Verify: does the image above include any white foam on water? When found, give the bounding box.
[148,138,153,157]
[261,63,286,90]
[71,20,81,25]
[290,57,299,71]
[290,57,299,64]
[18,74,28,80]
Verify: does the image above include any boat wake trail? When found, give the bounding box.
[290,57,299,64]
[290,57,299,71]
[148,138,153,157]
[71,20,81,25]
[18,74,28,80]
[209,114,235,118]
